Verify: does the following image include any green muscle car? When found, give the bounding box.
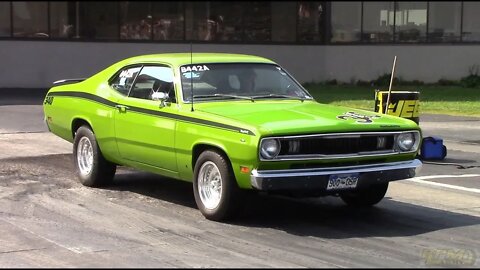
[43,53,422,221]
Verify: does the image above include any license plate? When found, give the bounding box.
[326,173,359,190]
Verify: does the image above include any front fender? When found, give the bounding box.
[175,121,259,188]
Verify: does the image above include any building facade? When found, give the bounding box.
[1,1,480,88]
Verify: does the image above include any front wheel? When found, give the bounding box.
[340,182,389,207]
[73,125,116,187]
[193,150,242,221]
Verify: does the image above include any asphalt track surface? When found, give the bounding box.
[0,93,479,267]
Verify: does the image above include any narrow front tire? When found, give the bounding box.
[193,150,242,221]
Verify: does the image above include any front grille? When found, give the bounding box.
[279,134,395,156]
[258,132,406,161]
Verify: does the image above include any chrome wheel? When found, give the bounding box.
[198,161,223,210]
[77,136,94,176]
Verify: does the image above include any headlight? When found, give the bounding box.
[396,132,416,151]
[260,139,281,159]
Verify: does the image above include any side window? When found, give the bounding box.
[109,66,142,95]
[129,66,176,102]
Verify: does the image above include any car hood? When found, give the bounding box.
[195,100,419,136]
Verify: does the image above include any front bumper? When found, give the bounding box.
[250,159,422,191]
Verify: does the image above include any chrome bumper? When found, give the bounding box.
[250,159,422,191]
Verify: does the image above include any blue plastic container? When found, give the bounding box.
[420,136,447,160]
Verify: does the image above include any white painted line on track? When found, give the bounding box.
[407,174,480,194]
[414,174,480,180]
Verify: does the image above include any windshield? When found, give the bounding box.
[180,63,312,102]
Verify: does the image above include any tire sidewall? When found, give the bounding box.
[340,182,389,207]
[193,150,238,221]
[73,126,102,187]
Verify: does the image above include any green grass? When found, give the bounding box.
[303,84,480,117]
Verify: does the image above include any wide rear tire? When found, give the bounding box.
[73,125,116,187]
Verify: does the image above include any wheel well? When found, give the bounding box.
[192,144,230,171]
[71,119,92,139]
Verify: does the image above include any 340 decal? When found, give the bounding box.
[44,96,54,105]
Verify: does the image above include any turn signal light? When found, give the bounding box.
[240,166,250,174]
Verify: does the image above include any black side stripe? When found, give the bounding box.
[48,91,255,136]
[49,91,117,107]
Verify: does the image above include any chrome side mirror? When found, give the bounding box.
[151,92,169,107]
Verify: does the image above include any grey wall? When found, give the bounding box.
[0,40,479,88]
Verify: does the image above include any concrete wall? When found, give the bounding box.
[1,40,479,88]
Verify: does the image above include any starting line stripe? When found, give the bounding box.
[407,174,480,194]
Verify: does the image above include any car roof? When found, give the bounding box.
[119,53,276,67]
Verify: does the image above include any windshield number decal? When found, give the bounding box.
[181,65,210,73]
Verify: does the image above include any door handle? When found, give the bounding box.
[115,104,129,113]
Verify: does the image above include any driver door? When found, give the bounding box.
[114,65,178,174]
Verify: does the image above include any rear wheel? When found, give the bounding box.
[73,125,116,187]
[193,150,242,221]
[340,182,389,207]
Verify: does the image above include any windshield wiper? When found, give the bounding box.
[252,94,307,102]
[193,94,254,101]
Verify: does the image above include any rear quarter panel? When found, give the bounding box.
[43,77,123,164]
